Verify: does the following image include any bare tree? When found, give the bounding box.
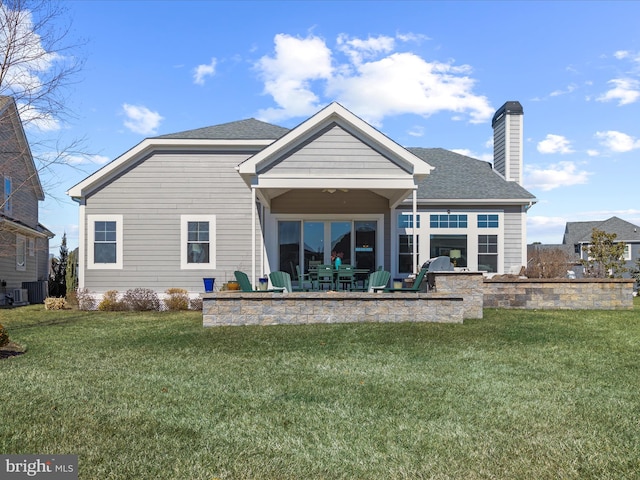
[0,0,86,266]
[526,246,573,279]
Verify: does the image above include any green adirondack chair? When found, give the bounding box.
[367,270,391,292]
[234,271,281,292]
[383,267,428,292]
[269,271,294,293]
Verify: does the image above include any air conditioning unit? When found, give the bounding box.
[12,288,28,305]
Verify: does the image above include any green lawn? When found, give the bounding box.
[1,300,639,479]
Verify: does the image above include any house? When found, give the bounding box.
[67,101,536,298]
[0,96,53,305]
[563,216,640,277]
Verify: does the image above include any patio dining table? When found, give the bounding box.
[307,265,370,290]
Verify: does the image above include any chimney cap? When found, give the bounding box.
[492,101,523,127]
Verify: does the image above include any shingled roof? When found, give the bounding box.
[409,148,535,201]
[563,216,640,245]
[154,118,290,140]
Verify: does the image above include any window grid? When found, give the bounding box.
[430,214,468,228]
[398,214,421,229]
[94,221,117,263]
[477,214,499,228]
[187,221,210,264]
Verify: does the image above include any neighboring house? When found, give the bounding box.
[0,96,53,304]
[67,101,536,297]
[528,216,640,281]
[563,216,640,277]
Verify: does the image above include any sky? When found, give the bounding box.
[20,0,640,254]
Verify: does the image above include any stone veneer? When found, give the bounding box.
[202,275,635,327]
[203,291,465,327]
[483,278,635,310]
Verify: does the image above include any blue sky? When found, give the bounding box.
[27,0,640,253]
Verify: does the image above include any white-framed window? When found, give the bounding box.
[398,212,420,228]
[622,244,631,261]
[3,176,12,214]
[478,214,499,228]
[28,238,35,256]
[88,215,123,269]
[16,234,26,271]
[430,214,468,228]
[398,234,418,273]
[478,234,498,272]
[181,215,216,269]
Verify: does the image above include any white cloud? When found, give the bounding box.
[524,161,591,191]
[256,34,333,121]
[407,125,424,137]
[586,149,599,157]
[537,134,574,154]
[255,33,493,125]
[451,148,492,162]
[597,78,640,105]
[65,154,110,166]
[18,103,61,132]
[595,130,640,152]
[193,58,217,85]
[549,83,577,97]
[527,215,569,244]
[122,104,163,135]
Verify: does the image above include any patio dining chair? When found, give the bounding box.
[315,264,335,290]
[336,264,356,291]
[295,265,313,291]
[269,271,294,293]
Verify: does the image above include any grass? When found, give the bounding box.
[1,300,639,479]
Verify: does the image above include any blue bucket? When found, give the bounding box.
[203,278,215,292]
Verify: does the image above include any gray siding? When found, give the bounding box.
[507,115,522,183]
[504,206,525,271]
[260,124,409,177]
[493,123,506,179]
[83,152,260,293]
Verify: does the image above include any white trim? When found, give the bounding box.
[87,215,123,270]
[180,215,217,270]
[67,138,272,199]
[265,213,385,273]
[78,204,85,288]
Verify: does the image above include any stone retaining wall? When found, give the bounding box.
[203,291,465,327]
[431,272,484,319]
[483,278,635,310]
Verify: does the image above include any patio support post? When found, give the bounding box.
[251,187,256,288]
[413,189,418,274]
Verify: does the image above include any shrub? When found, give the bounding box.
[44,297,67,310]
[164,288,189,311]
[189,297,203,311]
[122,288,160,311]
[526,246,573,278]
[76,288,96,311]
[98,290,125,311]
[0,323,9,348]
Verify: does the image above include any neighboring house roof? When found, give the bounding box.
[0,95,44,201]
[563,216,640,244]
[410,148,536,203]
[154,118,289,140]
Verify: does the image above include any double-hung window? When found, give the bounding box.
[181,215,216,269]
[478,235,498,272]
[88,215,123,269]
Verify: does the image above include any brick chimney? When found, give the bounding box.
[492,101,523,184]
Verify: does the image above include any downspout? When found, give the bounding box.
[413,189,418,274]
